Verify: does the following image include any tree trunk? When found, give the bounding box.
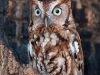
[0,0,40,74]
[0,39,40,75]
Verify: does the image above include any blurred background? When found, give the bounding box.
[0,0,100,75]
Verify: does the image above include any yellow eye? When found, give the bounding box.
[35,8,42,16]
[53,8,62,16]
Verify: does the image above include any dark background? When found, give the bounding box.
[0,0,100,75]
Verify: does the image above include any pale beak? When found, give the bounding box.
[44,18,48,27]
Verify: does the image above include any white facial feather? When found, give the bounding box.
[33,20,43,29]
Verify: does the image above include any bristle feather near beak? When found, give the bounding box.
[44,18,48,26]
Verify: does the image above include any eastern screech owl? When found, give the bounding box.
[28,0,84,75]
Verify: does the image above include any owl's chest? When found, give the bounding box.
[32,32,69,57]
[31,32,72,75]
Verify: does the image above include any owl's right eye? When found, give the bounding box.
[35,8,42,16]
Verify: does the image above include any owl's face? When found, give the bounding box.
[30,0,71,33]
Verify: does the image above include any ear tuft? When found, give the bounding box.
[29,0,38,4]
[67,0,71,8]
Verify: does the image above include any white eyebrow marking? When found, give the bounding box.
[47,0,60,18]
[37,1,44,17]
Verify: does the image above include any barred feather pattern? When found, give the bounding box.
[28,27,83,75]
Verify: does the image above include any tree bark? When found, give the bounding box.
[0,39,40,75]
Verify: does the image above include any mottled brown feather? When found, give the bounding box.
[28,0,84,75]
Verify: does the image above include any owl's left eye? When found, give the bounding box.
[53,8,62,16]
[35,8,42,16]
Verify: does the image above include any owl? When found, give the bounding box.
[28,0,84,75]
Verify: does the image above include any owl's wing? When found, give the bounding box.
[69,28,84,75]
[59,27,84,75]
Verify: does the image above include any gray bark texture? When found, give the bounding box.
[0,39,40,75]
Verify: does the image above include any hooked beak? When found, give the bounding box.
[44,18,48,27]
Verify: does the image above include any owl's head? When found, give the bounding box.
[29,0,73,34]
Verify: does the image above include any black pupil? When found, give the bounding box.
[56,10,59,13]
[37,10,40,14]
